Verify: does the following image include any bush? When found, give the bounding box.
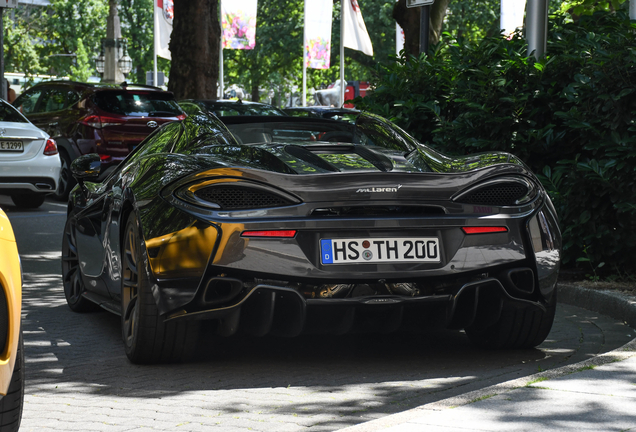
[355,11,636,275]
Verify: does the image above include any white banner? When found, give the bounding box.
[305,0,333,69]
[155,0,173,60]
[342,0,373,57]
[221,0,258,50]
[396,23,404,55]
[500,0,527,36]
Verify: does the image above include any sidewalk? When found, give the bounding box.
[338,284,636,432]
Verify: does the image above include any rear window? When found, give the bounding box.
[93,91,183,117]
[0,102,28,123]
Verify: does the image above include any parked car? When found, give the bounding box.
[178,99,287,117]
[283,106,359,123]
[62,112,560,364]
[13,81,185,200]
[0,99,60,208]
[0,209,24,431]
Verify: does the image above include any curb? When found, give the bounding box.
[337,283,636,432]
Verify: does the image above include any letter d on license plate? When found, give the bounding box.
[321,237,440,264]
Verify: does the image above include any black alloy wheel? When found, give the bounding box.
[61,218,98,312]
[121,213,199,364]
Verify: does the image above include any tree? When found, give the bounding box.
[223,0,304,102]
[393,0,451,56]
[120,0,168,85]
[42,0,108,77]
[2,7,44,78]
[168,0,220,99]
[69,39,93,82]
[394,0,631,57]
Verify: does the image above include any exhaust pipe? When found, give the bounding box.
[199,277,243,307]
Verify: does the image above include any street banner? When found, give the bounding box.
[342,0,373,57]
[221,0,258,50]
[155,0,173,60]
[396,23,404,55]
[500,0,526,36]
[304,0,333,69]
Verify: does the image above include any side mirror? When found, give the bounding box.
[70,154,101,182]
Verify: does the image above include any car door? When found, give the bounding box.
[13,87,45,126]
[32,87,70,138]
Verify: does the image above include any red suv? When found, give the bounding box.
[13,81,185,200]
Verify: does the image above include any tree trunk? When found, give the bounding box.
[169,0,220,99]
[393,0,451,57]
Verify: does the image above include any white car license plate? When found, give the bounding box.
[320,237,440,264]
[0,140,23,152]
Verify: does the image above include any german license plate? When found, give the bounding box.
[0,140,23,152]
[320,237,440,264]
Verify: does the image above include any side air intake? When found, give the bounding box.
[194,184,296,210]
[454,177,536,207]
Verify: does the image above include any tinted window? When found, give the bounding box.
[0,102,28,123]
[93,91,183,117]
[14,88,43,114]
[66,90,81,107]
[39,88,68,112]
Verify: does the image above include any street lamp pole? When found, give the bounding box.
[104,0,126,83]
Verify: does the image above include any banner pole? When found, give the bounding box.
[339,0,345,107]
[219,5,224,99]
[302,0,307,106]
[153,0,158,87]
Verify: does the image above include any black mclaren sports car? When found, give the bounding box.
[62,112,561,364]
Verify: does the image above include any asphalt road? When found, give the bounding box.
[2,196,634,432]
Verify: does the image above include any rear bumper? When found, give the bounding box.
[0,159,60,194]
[165,276,549,337]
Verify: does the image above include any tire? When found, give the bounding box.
[465,291,557,349]
[121,212,200,364]
[53,151,76,202]
[10,194,45,209]
[61,218,99,312]
[0,331,24,432]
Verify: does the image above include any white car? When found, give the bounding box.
[0,99,60,208]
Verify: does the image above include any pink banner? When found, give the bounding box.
[304,0,332,69]
[221,0,258,50]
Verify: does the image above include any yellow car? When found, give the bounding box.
[0,209,23,431]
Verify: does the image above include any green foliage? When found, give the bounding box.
[43,0,108,77]
[69,39,92,82]
[557,0,629,16]
[2,9,44,78]
[120,0,167,85]
[222,0,398,103]
[355,11,636,274]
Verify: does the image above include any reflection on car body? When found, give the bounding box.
[62,111,561,364]
[0,209,24,430]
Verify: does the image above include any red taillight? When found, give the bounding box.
[99,154,112,162]
[462,227,508,235]
[241,230,297,238]
[80,115,125,129]
[43,138,58,156]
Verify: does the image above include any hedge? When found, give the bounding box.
[354,11,636,276]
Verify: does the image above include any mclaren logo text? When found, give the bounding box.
[356,185,403,193]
